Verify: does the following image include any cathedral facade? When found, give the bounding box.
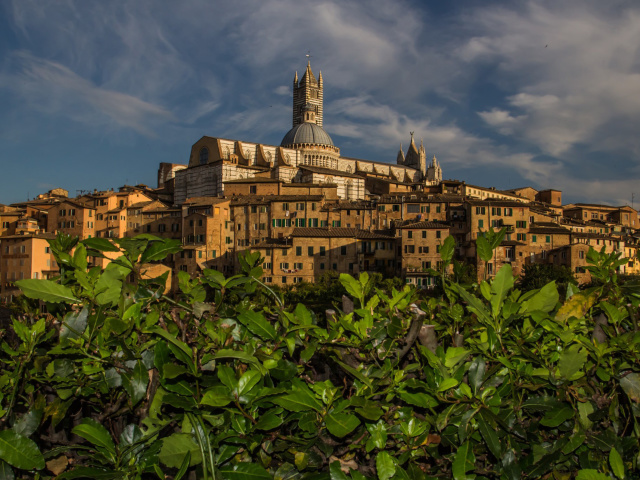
[173,62,442,205]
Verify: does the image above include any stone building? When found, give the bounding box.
[173,62,440,205]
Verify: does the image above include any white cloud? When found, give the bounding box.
[2,52,173,136]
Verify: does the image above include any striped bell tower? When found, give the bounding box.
[292,61,323,128]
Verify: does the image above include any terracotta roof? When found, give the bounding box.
[183,196,230,206]
[397,221,450,229]
[291,227,394,239]
[231,195,324,205]
[127,201,156,209]
[467,199,530,207]
[253,238,294,248]
[379,193,463,203]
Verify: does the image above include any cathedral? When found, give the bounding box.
[172,62,442,205]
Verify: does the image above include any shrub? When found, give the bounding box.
[0,233,638,479]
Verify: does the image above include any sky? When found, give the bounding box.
[1,0,640,206]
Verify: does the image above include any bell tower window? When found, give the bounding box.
[199,147,209,165]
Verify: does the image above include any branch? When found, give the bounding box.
[397,305,426,362]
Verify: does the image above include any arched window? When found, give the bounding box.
[199,147,209,165]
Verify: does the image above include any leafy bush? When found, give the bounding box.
[0,234,638,479]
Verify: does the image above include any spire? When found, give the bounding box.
[294,71,298,85]
[318,70,323,86]
[396,143,405,165]
[420,138,425,153]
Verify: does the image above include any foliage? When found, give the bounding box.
[0,233,639,479]
[518,263,577,294]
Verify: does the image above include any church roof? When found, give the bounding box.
[281,123,334,147]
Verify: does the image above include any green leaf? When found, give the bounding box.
[620,372,640,402]
[521,396,562,411]
[490,264,514,318]
[558,344,587,380]
[575,470,610,480]
[376,451,396,480]
[0,460,13,480]
[521,281,559,313]
[556,291,598,322]
[81,237,120,252]
[140,239,182,263]
[274,390,323,412]
[121,360,149,406]
[477,413,502,459]
[159,433,202,468]
[540,406,574,427]
[254,411,283,431]
[71,418,116,459]
[476,235,493,262]
[0,430,45,470]
[468,357,486,394]
[339,274,363,302]
[237,310,277,340]
[329,461,349,480]
[609,448,625,479]
[57,467,122,479]
[439,235,456,265]
[236,369,261,397]
[325,412,360,438]
[219,462,271,480]
[397,391,438,408]
[12,409,43,437]
[201,386,232,407]
[15,279,78,304]
[214,350,265,373]
[452,441,475,480]
[60,307,89,344]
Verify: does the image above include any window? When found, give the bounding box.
[532,235,537,243]
[408,231,413,239]
[296,203,304,211]
[504,208,513,216]
[320,246,326,256]
[419,246,429,254]
[392,205,400,212]
[199,147,209,165]
[404,245,415,253]
[309,218,318,227]
[45,247,50,253]
[311,203,316,211]
[436,245,441,253]
[421,206,431,213]
[211,250,217,258]
[546,235,551,243]
[263,277,272,283]
[198,251,203,259]
[282,249,288,256]
[422,231,427,238]
[579,251,585,259]
[436,206,441,213]
[436,231,441,239]
[516,221,527,228]
[251,206,257,213]
[517,233,527,241]
[475,207,486,214]
[282,203,289,211]
[320,263,325,270]
[250,186,257,194]
[332,263,338,270]
[280,262,289,269]
[378,205,386,212]
[294,263,303,270]
[332,221,341,227]
[89,210,93,217]
[263,262,272,269]
[340,246,347,255]
[491,207,501,216]
[294,277,304,284]
[308,247,314,256]
[296,246,302,256]
[478,220,484,228]
[407,204,420,213]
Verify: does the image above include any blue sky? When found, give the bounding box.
[1,0,640,206]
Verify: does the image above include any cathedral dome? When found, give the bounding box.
[280,123,334,147]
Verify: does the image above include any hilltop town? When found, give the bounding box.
[1,63,638,300]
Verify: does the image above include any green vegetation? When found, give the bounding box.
[0,233,639,479]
